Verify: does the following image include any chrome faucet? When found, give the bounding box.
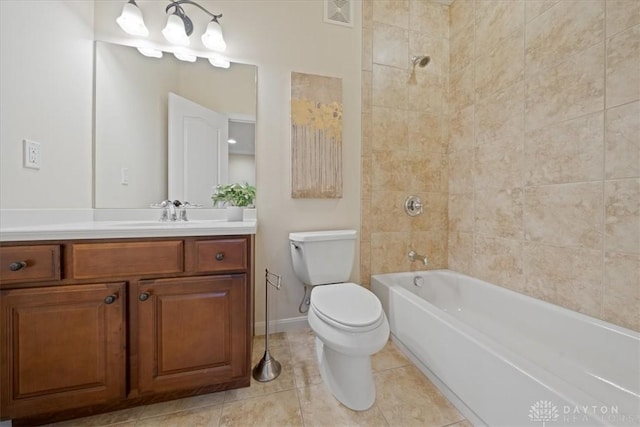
[408,250,428,266]
[160,200,179,222]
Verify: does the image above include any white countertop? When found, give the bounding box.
[0,209,257,242]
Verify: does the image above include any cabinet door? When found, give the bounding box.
[137,274,248,394]
[1,283,126,419]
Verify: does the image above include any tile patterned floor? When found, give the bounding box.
[48,329,471,427]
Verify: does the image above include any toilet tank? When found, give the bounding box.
[289,230,357,286]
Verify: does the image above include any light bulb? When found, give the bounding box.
[174,51,197,62]
[201,20,226,52]
[116,1,149,37]
[137,47,163,58]
[162,14,190,46]
[208,55,230,69]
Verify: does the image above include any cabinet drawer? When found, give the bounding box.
[0,245,60,285]
[193,239,247,273]
[70,241,183,279]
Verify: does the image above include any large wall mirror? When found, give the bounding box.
[94,41,257,208]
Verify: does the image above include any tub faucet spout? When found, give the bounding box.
[408,250,428,266]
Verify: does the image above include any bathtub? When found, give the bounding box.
[371,270,640,427]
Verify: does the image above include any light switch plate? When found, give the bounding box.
[23,139,41,169]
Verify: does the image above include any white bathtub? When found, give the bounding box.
[371,270,640,427]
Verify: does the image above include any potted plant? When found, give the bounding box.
[212,182,256,221]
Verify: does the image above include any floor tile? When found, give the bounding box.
[49,407,145,427]
[225,359,296,402]
[139,391,225,419]
[288,342,317,364]
[371,340,410,372]
[285,329,316,347]
[253,332,288,351]
[374,365,464,427]
[297,383,389,427]
[292,357,323,388]
[219,389,303,427]
[135,405,221,427]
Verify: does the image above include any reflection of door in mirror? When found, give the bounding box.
[228,120,256,186]
[93,41,257,209]
[168,93,228,206]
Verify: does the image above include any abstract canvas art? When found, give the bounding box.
[291,72,343,198]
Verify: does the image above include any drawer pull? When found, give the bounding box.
[139,292,150,302]
[104,294,118,305]
[9,261,27,271]
[215,252,225,261]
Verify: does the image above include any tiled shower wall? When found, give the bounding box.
[361,0,451,286]
[447,0,639,331]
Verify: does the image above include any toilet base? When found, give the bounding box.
[315,337,376,411]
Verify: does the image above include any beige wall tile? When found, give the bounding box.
[449,231,473,273]
[362,155,372,200]
[373,0,409,28]
[524,243,603,317]
[361,196,372,239]
[360,240,372,287]
[413,150,448,192]
[409,0,449,38]
[475,82,524,146]
[372,150,413,191]
[606,25,640,108]
[474,187,524,239]
[372,106,408,152]
[412,191,449,234]
[524,183,603,249]
[410,31,449,77]
[408,72,446,114]
[363,0,373,29]
[450,104,475,153]
[372,64,408,109]
[524,112,604,185]
[362,70,372,114]
[362,112,372,156]
[371,191,412,232]
[362,26,373,72]
[605,178,640,254]
[449,193,474,232]
[371,231,411,274]
[474,138,524,189]
[408,112,446,154]
[475,0,524,57]
[450,0,474,38]
[471,235,524,291]
[410,230,448,269]
[605,101,640,179]
[450,24,474,72]
[603,251,640,331]
[525,0,604,76]
[606,0,640,37]
[449,149,474,193]
[373,22,409,69]
[526,42,604,131]
[525,0,559,23]
[475,33,524,101]
[450,64,475,112]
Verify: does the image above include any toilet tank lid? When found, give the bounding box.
[289,229,357,242]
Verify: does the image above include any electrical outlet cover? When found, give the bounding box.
[23,139,41,169]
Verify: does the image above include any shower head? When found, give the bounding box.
[411,55,431,68]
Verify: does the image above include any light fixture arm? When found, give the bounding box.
[165,0,223,37]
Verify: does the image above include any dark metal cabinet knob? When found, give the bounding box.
[9,261,27,271]
[139,292,150,302]
[215,252,225,261]
[104,294,118,305]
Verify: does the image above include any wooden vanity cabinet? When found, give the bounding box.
[0,235,253,424]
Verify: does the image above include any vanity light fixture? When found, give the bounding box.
[208,55,230,69]
[173,51,197,62]
[136,47,163,58]
[116,0,149,37]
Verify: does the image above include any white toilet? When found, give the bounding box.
[289,230,389,411]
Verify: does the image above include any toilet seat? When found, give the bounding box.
[311,283,384,332]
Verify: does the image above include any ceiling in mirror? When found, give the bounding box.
[93,41,257,209]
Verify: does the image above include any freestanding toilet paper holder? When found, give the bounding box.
[252,269,282,382]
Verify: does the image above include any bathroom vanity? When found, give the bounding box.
[0,220,255,424]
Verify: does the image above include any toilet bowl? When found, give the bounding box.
[307,283,389,411]
[288,230,390,411]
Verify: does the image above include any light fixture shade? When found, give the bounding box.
[174,51,197,62]
[208,55,230,69]
[162,14,190,46]
[201,20,226,52]
[137,47,163,58]
[116,1,149,37]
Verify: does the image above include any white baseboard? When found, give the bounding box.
[254,316,309,336]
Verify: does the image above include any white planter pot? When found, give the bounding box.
[226,206,244,222]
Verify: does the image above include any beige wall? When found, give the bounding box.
[361,0,451,286]
[447,0,639,331]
